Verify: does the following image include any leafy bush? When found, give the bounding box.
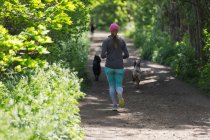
[0,64,85,140]
[133,0,210,94]
[134,26,153,60]
[46,32,90,78]
[123,22,135,38]
[0,0,89,35]
[202,29,210,63]
[134,26,175,63]
[90,0,134,30]
[199,63,210,94]
[0,25,52,73]
[135,18,198,80]
[171,37,198,80]
[198,29,210,94]
[151,32,176,65]
[0,82,9,108]
[0,0,91,75]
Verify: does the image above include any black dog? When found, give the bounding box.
[92,55,101,81]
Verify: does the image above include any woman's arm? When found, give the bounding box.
[122,40,129,59]
[101,40,107,59]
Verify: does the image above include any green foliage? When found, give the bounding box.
[133,0,159,60]
[0,0,92,139]
[0,82,9,108]
[0,0,87,34]
[134,27,175,62]
[133,0,210,89]
[123,23,135,39]
[203,29,210,62]
[0,0,91,74]
[198,29,210,94]
[90,0,134,30]
[0,25,52,73]
[199,63,210,95]
[134,24,177,66]
[47,32,90,78]
[171,38,198,80]
[0,64,85,140]
[151,32,176,65]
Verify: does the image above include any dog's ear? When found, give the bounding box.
[94,55,97,59]
[98,56,101,62]
[96,55,101,62]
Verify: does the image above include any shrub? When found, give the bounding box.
[0,64,85,140]
[90,0,133,30]
[0,25,52,73]
[46,32,90,79]
[134,26,175,63]
[199,63,210,95]
[134,26,153,60]
[151,31,176,65]
[198,29,210,94]
[0,0,91,75]
[171,38,198,80]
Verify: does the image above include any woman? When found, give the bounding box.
[101,23,129,111]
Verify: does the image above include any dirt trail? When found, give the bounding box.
[79,31,210,140]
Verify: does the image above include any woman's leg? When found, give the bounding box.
[114,69,125,107]
[115,69,124,93]
[104,67,117,105]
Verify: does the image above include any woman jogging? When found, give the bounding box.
[101,23,129,111]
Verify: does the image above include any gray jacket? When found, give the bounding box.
[101,35,129,69]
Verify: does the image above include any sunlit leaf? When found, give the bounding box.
[15,65,22,72]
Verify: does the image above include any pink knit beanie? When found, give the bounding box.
[109,23,119,32]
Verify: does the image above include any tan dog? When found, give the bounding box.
[132,59,141,87]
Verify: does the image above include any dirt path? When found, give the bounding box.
[79,31,210,140]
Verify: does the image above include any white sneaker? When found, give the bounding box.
[118,93,125,107]
[112,104,118,111]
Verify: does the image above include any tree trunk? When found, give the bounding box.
[168,0,182,41]
[194,0,204,67]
